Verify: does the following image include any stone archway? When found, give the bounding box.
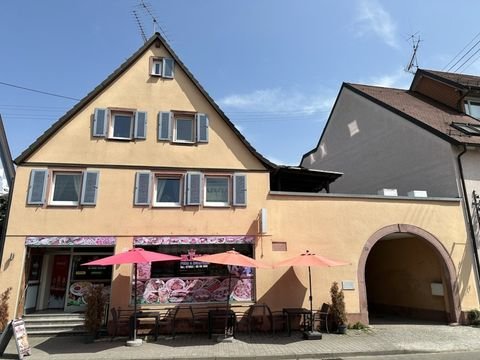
[357,224,461,324]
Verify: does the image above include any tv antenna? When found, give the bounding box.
[405,33,421,74]
[133,0,172,44]
[132,10,147,43]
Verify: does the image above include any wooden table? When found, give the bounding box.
[129,311,160,341]
[283,308,312,336]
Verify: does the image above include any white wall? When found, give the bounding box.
[302,87,459,197]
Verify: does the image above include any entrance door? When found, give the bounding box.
[24,254,43,314]
[48,255,69,309]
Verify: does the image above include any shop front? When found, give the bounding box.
[133,236,256,305]
[23,237,115,313]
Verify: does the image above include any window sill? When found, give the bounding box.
[107,136,133,141]
[152,204,182,208]
[203,203,231,208]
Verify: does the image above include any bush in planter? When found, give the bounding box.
[84,285,107,339]
[330,281,347,333]
[0,287,12,332]
[467,309,480,326]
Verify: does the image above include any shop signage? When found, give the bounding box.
[25,236,116,247]
[134,235,255,245]
[0,319,31,359]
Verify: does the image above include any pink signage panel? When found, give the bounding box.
[134,236,255,245]
[25,237,116,246]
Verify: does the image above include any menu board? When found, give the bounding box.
[0,319,31,359]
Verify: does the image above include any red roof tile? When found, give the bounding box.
[347,83,480,145]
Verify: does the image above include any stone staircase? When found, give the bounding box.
[23,312,87,336]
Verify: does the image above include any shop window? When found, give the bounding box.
[27,169,100,206]
[157,111,208,143]
[93,108,147,140]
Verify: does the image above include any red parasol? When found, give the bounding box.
[83,248,181,345]
[274,250,349,332]
[195,250,270,338]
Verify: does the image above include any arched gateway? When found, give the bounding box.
[357,224,461,324]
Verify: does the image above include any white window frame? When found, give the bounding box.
[204,175,230,207]
[464,99,480,119]
[153,175,183,207]
[109,111,134,140]
[150,57,174,78]
[49,171,83,206]
[173,115,195,143]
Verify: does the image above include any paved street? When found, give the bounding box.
[339,350,480,359]
[2,323,480,360]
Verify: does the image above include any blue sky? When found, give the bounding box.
[1,1,479,164]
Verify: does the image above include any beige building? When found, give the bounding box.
[0,36,478,331]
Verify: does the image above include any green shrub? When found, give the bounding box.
[467,309,480,326]
[348,321,368,330]
[330,281,347,326]
[84,285,107,336]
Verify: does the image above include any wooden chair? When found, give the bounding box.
[157,306,180,338]
[109,307,131,341]
[247,303,272,336]
[314,303,330,333]
[189,306,209,336]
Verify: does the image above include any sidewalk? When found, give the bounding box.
[3,323,480,360]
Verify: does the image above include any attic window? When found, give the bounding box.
[150,57,174,78]
[464,100,480,119]
[451,122,480,136]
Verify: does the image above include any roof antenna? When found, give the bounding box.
[405,33,421,74]
[137,0,172,44]
[132,10,147,43]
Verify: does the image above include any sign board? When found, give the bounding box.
[0,319,31,359]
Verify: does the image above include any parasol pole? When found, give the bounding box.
[133,263,138,342]
[224,266,232,338]
[308,265,313,332]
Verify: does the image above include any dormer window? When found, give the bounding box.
[464,99,480,119]
[150,57,174,78]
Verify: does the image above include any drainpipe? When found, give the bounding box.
[457,145,480,283]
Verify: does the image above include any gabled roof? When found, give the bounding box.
[15,33,275,169]
[413,69,480,91]
[345,82,480,146]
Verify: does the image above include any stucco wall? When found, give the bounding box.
[302,87,459,197]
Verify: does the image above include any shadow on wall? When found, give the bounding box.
[110,272,131,309]
[257,267,307,311]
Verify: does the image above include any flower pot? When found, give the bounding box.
[337,324,347,334]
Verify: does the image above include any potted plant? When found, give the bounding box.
[330,281,347,334]
[84,284,107,341]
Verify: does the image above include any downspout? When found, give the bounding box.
[457,145,480,281]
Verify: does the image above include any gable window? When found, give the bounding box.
[93,108,147,140]
[111,112,134,139]
[158,111,209,144]
[464,100,480,119]
[27,169,100,206]
[154,176,182,207]
[204,176,229,207]
[150,57,174,78]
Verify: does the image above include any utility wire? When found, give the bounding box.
[447,38,480,72]
[454,46,480,73]
[0,81,79,101]
[443,31,480,71]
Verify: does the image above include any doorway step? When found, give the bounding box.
[23,312,86,336]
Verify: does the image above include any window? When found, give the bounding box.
[27,169,99,206]
[93,108,147,140]
[151,57,174,78]
[174,116,195,143]
[158,111,209,143]
[154,176,182,206]
[204,176,229,207]
[465,100,480,119]
[50,172,83,206]
[451,122,480,136]
[111,112,134,139]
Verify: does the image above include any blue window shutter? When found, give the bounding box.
[158,112,172,140]
[162,58,174,78]
[186,172,202,205]
[80,171,99,205]
[27,169,48,205]
[196,113,209,143]
[93,108,108,137]
[233,173,247,206]
[134,111,147,139]
[135,172,151,205]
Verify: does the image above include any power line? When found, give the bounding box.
[454,45,480,73]
[0,81,79,101]
[448,38,480,72]
[443,31,480,71]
